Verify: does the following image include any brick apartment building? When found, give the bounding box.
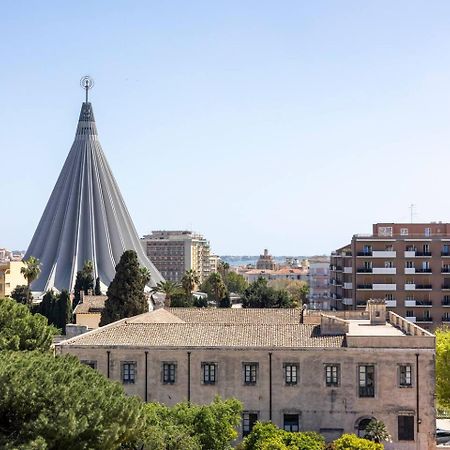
[330,222,450,330]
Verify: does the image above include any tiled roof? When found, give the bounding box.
[166,307,303,324]
[73,295,107,314]
[59,322,344,349]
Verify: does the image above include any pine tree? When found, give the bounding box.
[100,250,148,326]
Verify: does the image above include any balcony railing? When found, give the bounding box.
[442,252,450,257]
[442,268,450,273]
[416,284,432,289]
[415,300,433,306]
[416,317,433,322]
[443,299,450,306]
[442,316,450,322]
[416,268,432,273]
[415,251,432,257]
[357,284,373,289]
[359,386,375,398]
[357,268,372,273]
[357,252,373,256]
[443,285,450,290]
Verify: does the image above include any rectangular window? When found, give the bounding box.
[243,363,258,385]
[122,362,136,384]
[162,362,176,384]
[202,363,217,384]
[325,364,340,387]
[283,414,299,432]
[385,293,394,301]
[398,415,414,440]
[424,228,431,237]
[378,227,393,237]
[284,363,298,385]
[406,261,414,268]
[358,365,375,397]
[242,412,258,436]
[399,365,412,387]
[400,228,409,236]
[384,261,394,268]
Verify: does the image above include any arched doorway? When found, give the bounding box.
[356,416,375,438]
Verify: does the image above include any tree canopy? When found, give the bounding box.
[73,260,95,309]
[224,271,248,294]
[329,433,384,450]
[0,297,56,351]
[436,327,450,407]
[11,285,30,305]
[0,351,144,449]
[38,290,72,334]
[200,272,229,306]
[100,250,149,326]
[242,277,297,308]
[20,256,41,289]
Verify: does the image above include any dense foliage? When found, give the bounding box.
[140,397,242,449]
[38,289,73,333]
[327,433,384,449]
[200,272,230,306]
[11,284,30,305]
[225,271,248,294]
[268,279,309,306]
[0,297,56,351]
[239,422,325,450]
[436,327,450,407]
[0,351,144,449]
[242,277,296,308]
[73,260,95,309]
[363,419,391,443]
[100,250,149,325]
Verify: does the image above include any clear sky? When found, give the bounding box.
[2,1,450,255]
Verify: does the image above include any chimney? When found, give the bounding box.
[366,299,387,325]
[87,289,93,296]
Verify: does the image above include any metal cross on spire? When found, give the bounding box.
[80,75,94,103]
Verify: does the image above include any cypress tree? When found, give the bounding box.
[94,277,102,295]
[100,250,148,326]
[39,291,57,325]
[57,290,73,333]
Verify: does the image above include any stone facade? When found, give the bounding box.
[56,306,436,449]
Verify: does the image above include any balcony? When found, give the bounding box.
[442,316,450,322]
[442,252,450,257]
[372,267,396,275]
[356,300,367,308]
[416,317,433,323]
[405,284,416,291]
[372,251,397,258]
[357,284,373,290]
[443,299,450,307]
[344,282,353,289]
[404,268,416,274]
[406,316,417,323]
[442,268,450,273]
[385,299,397,307]
[343,267,353,274]
[357,251,373,257]
[416,284,432,290]
[373,283,396,291]
[415,251,432,257]
[357,268,373,273]
[404,251,416,258]
[443,285,450,291]
[404,300,432,307]
[342,298,353,306]
[415,268,432,273]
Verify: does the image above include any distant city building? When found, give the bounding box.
[24,85,163,294]
[0,248,24,262]
[256,249,276,270]
[209,254,220,274]
[308,262,331,310]
[330,222,450,329]
[0,260,26,298]
[243,268,308,284]
[57,301,435,449]
[142,231,213,284]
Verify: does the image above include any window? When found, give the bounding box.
[243,363,258,385]
[385,293,394,301]
[364,261,372,269]
[400,228,409,236]
[81,360,97,369]
[363,245,372,254]
[399,365,412,387]
[242,412,258,436]
[443,245,450,255]
[406,261,414,268]
[385,244,394,251]
[384,261,394,268]
[358,365,375,397]
[378,227,393,237]
[406,310,414,317]
[423,244,430,253]
[122,362,136,384]
[325,364,340,387]
[283,414,299,432]
[202,362,217,384]
[284,363,298,385]
[398,415,414,440]
[162,362,176,384]
[424,228,431,237]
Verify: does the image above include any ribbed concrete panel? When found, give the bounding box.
[25,102,163,293]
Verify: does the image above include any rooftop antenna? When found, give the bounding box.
[409,204,416,223]
[80,75,94,103]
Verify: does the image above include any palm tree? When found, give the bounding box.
[209,272,227,304]
[20,256,41,291]
[151,280,182,306]
[181,269,200,298]
[139,266,152,286]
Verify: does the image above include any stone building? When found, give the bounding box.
[56,302,435,449]
[256,249,276,270]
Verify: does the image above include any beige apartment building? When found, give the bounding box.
[56,302,435,449]
[142,231,213,284]
[0,260,26,298]
[330,222,450,330]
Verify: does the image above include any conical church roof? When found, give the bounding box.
[25,100,164,293]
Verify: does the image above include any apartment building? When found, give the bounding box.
[56,302,435,449]
[0,260,26,298]
[330,222,450,330]
[142,231,213,284]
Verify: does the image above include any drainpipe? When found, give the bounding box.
[107,351,110,378]
[269,352,273,421]
[416,353,420,442]
[145,351,148,402]
[187,351,191,403]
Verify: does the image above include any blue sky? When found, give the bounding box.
[2,1,450,255]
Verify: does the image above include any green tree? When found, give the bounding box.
[329,433,383,450]
[217,261,230,280]
[181,269,200,298]
[363,419,391,443]
[73,260,95,308]
[94,277,102,295]
[436,327,450,407]
[224,271,248,294]
[269,279,308,306]
[0,351,144,449]
[39,290,58,325]
[0,297,56,351]
[100,250,148,326]
[56,290,73,333]
[151,280,183,306]
[20,256,41,290]
[242,278,296,308]
[140,396,242,450]
[201,272,228,305]
[11,285,30,305]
